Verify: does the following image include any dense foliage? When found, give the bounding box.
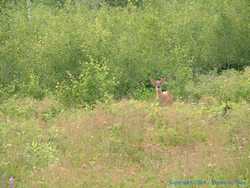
[187,67,250,102]
[0,0,249,105]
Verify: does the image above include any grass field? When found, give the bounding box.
[1,97,249,187]
[1,1,249,187]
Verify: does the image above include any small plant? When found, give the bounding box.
[25,72,45,100]
[56,59,118,107]
[24,140,58,169]
[41,106,63,122]
[131,84,154,101]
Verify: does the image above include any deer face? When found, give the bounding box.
[151,78,166,91]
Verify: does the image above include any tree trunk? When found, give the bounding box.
[26,0,32,21]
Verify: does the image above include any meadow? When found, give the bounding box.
[0,0,250,187]
[1,95,250,187]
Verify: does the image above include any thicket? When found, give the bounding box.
[0,0,249,105]
[187,67,250,103]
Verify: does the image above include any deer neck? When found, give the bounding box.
[156,88,162,99]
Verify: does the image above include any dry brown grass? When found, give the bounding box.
[1,98,249,187]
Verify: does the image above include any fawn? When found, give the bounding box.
[151,78,173,106]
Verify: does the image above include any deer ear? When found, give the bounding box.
[160,78,166,84]
[150,79,156,86]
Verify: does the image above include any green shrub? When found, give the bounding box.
[56,59,118,106]
[186,67,250,102]
[24,140,58,169]
[22,73,46,100]
[131,84,154,100]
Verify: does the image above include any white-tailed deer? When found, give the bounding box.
[151,78,173,106]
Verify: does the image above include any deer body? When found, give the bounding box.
[151,78,173,106]
[157,90,173,106]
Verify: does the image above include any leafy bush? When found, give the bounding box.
[130,84,154,100]
[23,73,46,99]
[56,59,118,106]
[186,67,250,102]
[24,140,58,169]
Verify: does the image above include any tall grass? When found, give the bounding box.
[0,98,249,187]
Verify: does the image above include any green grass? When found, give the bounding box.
[0,97,249,187]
